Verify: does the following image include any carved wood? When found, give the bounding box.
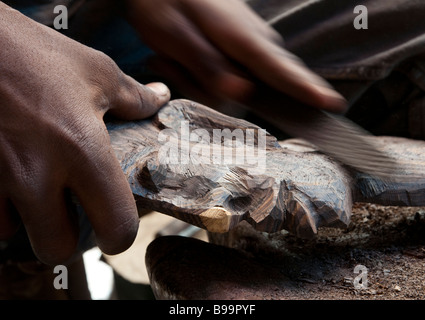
[107,99,425,238]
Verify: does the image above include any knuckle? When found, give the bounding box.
[84,50,124,107]
[90,51,123,88]
[8,161,45,202]
[94,198,139,255]
[60,116,109,157]
[98,217,139,255]
[89,49,118,73]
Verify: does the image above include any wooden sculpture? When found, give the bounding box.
[107,99,425,239]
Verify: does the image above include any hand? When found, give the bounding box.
[124,0,346,112]
[0,3,170,265]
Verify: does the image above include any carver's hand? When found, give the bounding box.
[0,3,170,265]
[125,0,346,112]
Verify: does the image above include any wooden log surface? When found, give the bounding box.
[107,99,425,238]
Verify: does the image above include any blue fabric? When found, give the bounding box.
[13,2,153,77]
[86,16,154,77]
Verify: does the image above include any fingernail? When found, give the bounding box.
[148,82,170,97]
[317,86,348,113]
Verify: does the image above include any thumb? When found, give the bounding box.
[109,75,171,120]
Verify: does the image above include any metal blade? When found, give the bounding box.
[275,107,398,179]
[237,88,398,179]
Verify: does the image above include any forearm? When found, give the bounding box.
[0,1,39,35]
[0,2,25,45]
[0,2,53,65]
[0,1,64,108]
[0,2,37,100]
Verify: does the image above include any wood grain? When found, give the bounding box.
[107,99,425,238]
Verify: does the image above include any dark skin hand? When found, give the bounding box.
[0,2,170,265]
[125,0,347,112]
[0,0,346,265]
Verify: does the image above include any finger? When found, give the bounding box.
[248,49,347,112]
[66,121,139,256]
[11,188,79,265]
[148,55,234,106]
[0,198,21,240]
[131,10,253,101]
[183,1,347,112]
[184,0,283,45]
[108,74,171,120]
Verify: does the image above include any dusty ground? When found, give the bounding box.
[211,203,425,300]
[109,203,425,300]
